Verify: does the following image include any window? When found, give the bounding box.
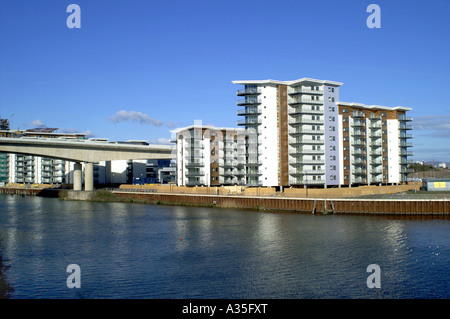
[329,106,335,112]
[328,97,335,102]
[329,136,335,141]
[330,155,336,161]
[329,116,335,122]
[342,108,348,113]
[329,126,335,131]
[329,146,336,151]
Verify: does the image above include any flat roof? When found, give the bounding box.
[232,77,343,87]
[171,124,244,134]
[338,102,412,112]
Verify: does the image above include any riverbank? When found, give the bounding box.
[2,184,449,215]
[58,188,450,216]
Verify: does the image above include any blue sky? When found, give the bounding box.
[1,0,449,162]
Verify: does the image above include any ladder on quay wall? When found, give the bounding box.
[312,200,335,215]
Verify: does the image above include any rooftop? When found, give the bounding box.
[232,77,343,87]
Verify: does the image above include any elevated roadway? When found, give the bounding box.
[0,137,174,191]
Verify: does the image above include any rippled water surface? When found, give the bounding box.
[0,195,449,298]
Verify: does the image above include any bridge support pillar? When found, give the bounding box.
[84,162,94,191]
[73,162,82,191]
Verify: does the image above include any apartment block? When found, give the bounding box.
[232,77,413,187]
[172,124,246,186]
[233,78,343,187]
[338,102,413,185]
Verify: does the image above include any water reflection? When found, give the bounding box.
[0,195,449,299]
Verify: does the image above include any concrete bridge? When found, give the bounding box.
[0,137,174,191]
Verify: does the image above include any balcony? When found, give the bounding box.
[290,169,326,176]
[288,118,323,126]
[289,158,325,165]
[288,97,323,105]
[219,160,237,167]
[288,87,323,95]
[289,106,322,115]
[236,98,262,106]
[246,159,262,166]
[351,130,366,137]
[370,150,382,156]
[352,120,366,127]
[237,118,262,126]
[352,139,366,146]
[399,133,413,139]
[236,88,261,96]
[370,141,382,147]
[246,172,262,177]
[234,169,246,176]
[400,142,414,147]
[289,128,324,135]
[289,138,323,146]
[352,111,365,118]
[398,115,413,121]
[290,148,324,155]
[399,124,413,130]
[185,169,205,177]
[400,151,414,156]
[185,161,204,168]
[371,168,383,174]
[237,106,262,116]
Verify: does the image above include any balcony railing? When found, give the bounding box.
[288,97,323,105]
[185,161,204,168]
[352,111,365,118]
[289,107,322,115]
[352,120,366,127]
[289,158,325,165]
[289,128,324,135]
[288,87,323,95]
[398,116,413,121]
[237,107,262,116]
[399,124,413,130]
[399,134,413,139]
[236,98,262,106]
[290,148,325,155]
[237,118,262,126]
[290,169,326,176]
[351,130,366,136]
[289,138,323,145]
[236,88,261,96]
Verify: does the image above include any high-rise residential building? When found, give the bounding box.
[172,124,246,186]
[337,102,413,186]
[232,77,413,187]
[0,117,10,183]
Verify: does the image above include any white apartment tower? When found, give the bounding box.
[233,77,413,187]
[172,124,246,186]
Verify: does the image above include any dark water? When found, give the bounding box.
[0,194,449,299]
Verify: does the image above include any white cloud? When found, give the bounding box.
[414,114,450,138]
[108,110,164,126]
[30,119,46,128]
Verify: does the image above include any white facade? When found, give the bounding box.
[233,78,413,187]
[172,124,246,186]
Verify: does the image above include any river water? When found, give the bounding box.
[0,194,449,299]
